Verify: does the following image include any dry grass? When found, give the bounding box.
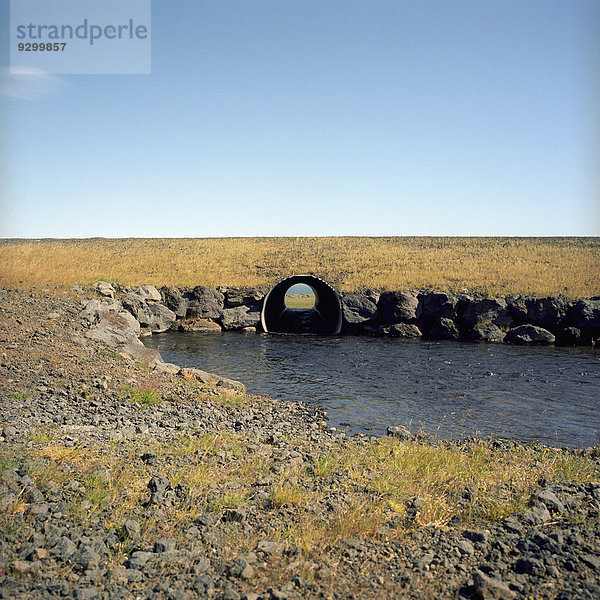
[285,293,316,309]
[1,237,598,298]
[3,428,595,561]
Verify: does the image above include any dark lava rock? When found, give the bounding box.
[570,298,600,329]
[425,317,460,341]
[533,488,565,514]
[119,519,141,540]
[505,325,555,345]
[524,296,571,329]
[378,323,422,338]
[522,502,552,525]
[463,529,490,545]
[461,298,513,329]
[376,291,421,324]
[126,551,153,570]
[472,569,516,599]
[220,306,261,331]
[341,293,378,325]
[160,286,189,318]
[386,425,415,441]
[421,291,459,322]
[72,587,99,600]
[555,326,581,346]
[186,286,225,320]
[70,548,102,571]
[154,538,177,553]
[147,475,178,506]
[463,323,506,343]
[223,287,264,308]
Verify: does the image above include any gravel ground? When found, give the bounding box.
[0,286,599,600]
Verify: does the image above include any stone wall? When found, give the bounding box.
[87,282,600,347]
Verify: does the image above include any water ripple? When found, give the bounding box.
[143,333,600,448]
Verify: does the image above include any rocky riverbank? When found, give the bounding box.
[88,280,600,347]
[1,286,599,600]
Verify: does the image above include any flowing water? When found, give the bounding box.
[143,332,600,448]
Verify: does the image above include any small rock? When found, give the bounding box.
[472,569,516,600]
[11,560,31,574]
[154,538,176,553]
[256,540,282,556]
[126,551,153,570]
[463,529,490,545]
[386,425,414,441]
[119,519,140,540]
[533,489,565,514]
[71,548,101,570]
[581,554,600,570]
[94,281,115,298]
[513,557,544,575]
[457,539,475,556]
[222,582,241,600]
[73,587,99,600]
[522,502,551,525]
[415,553,435,569]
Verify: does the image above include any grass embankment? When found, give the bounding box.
[2,416,597,563]
[1,237,599,298]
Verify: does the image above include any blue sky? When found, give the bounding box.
[1,0,599,238]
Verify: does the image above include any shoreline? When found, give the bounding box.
[1,286,599,599]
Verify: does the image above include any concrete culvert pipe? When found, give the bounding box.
[261,275,343,334]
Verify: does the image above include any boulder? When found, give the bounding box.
[524,297,570,329]
[504,325,555,345]
[160,286,189,318]
[180,367,219,384]
[132,285,162,302]
[122,293,176,334]
[522,502,551,525]
[376,291,421,324]
[109,310,141,335]
[570,298,600,329]
[555,327,581,347]
[94,281,115,299]
[341,293,378,324]
[154,362,181,375]
[179,368,246,392]
[85,313,142,348]
[386,425,415,441]
[378,323,422,338]
[186,286,224,320]
[220,306,261,331]
[463,323,506,344]
[80,298,122,323]
[83,300,142,348]
[142,303,177,334]
[425,317,460,341]
[176,319,222,333]
[472,569,516,600]
[216,378,246,393]
[118,343,163,369]
[223,287,265,308]
[461,298,513,329]
[505,294,528,323]
[421,291,458,321]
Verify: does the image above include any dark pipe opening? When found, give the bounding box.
[261,275,343,334]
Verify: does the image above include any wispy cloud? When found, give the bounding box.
[1,67,65,100]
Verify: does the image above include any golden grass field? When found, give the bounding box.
[1,236,598,298]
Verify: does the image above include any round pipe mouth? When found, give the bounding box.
[261,275,342,334]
